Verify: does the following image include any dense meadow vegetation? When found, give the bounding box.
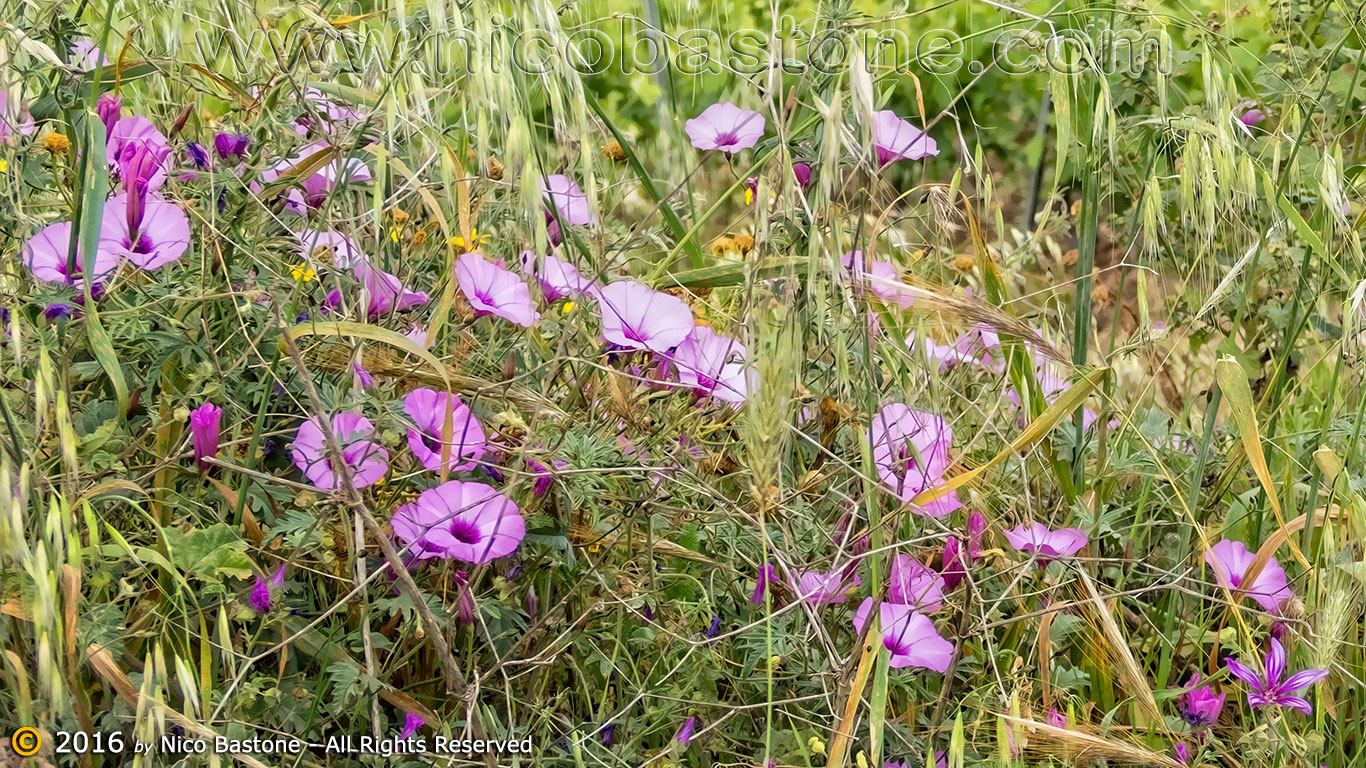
[2,0,1365,766]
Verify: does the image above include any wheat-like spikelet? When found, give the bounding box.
[999,715,1182,767]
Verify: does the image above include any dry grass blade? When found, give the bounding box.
[998,715,1182,767]
[1074,569,1165,728]
[309,343,565,418]
[862,274,1068,364]
[1214,357,1309,568]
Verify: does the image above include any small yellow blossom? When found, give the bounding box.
[586,541,602,553]
[0,159,7,174]
[389,227,402,243]
[808,736,827,756]
[744,187,754,206]
[42,133,72,155]
[290,263,316,282]
[449,229,490,252]
[562,301,576,314]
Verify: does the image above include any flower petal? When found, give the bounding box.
[1223,657,1263,689]
[1279,668,1329,694]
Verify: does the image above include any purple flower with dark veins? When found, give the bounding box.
[1224,639,1328,715]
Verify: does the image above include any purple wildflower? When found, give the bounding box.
[674,716,696,747]
[289,413,389,489]
[1204,539,1293,613]
[185,142,210,169]
[789,568,860,605]
[870,110,938,165]
[518,251,597,302]
[597,281,695,354]
[95,94,122,136]
[751,563,776,604]
[355,260,428,317]
[1224,638,1328,715]
[22,221,120,289]
[1004,522,1087,560]
[685,103,765,153]
[1181,674,1225,728]
[940,536,965,589]
[391,480,526,564]
[248,566,286,612]
[542,175,596,226]
[669,326,753,405]
[705,615,722,639]
[869,403,962,516]
[400,712,424,740]
[100,190,192,270]
[44,303,74,320]
[214,132,251,162]
[879,603,954,671]
[403,388,487,473]
[189,402,222,470]
[455,253,539,327]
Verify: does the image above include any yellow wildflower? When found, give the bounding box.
[449,229,490,252]
[562,301,576,314]
[290,263,316,282]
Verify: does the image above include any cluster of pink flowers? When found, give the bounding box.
[22,101,189,289]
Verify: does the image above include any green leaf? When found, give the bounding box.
[164,523,253,581]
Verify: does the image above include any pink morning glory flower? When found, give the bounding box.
[542,175,596,226]
[597,281,694,353]
[887,555,947,611]
[668,326,752,405]
[870,110,938,165]
[295,229,365,269]
[21,221,120,288]
[391,480,526,564]
[95,94,122,136]
[789,568,861,605]
[518,251,597,302]
[879,603,954,671]
[354,260,428,317]
[1224,638,1327,715]
[100,191,191,270]
[290,413,389,490]
[189,402,222,470]
[869,403,962,517]
[1004,522,1087,560]
[107,117,170,191]
[684,102,765,153]
[403,388,487,472]
[1203,539,1293,613]
[455,253,540,327]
